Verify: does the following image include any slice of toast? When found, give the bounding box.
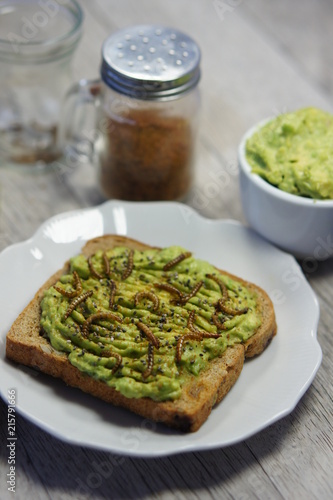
[6,235,277,432]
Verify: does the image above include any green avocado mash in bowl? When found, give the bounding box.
[245,107,333,200]
[238,107,333,258]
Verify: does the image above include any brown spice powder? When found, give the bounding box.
[99,108,194,201]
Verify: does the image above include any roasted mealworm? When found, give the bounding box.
[206,274,228,302]
[187,310,201,333]
[73,271,83,295]
[163,251,192,271]
[100,350,122,374]
[73,271,83,294]
[201,331,220,339]
[153,282,183,299]
[216,299,248,316]
[142,343,154,379]
[103,252,110,277]
[176,281,203,305]
[134,291,159,311]
[64,290,93,319]
[207,274,247,315]
[54,271,82,298]
[122,249,134,280]
[109,279,117,309]
[187,310,220,338]
[212,313,228,331]
[88,256,104,280]
[176,333,203,363]
[136,321,160,348]
[176,329,221,363]
[82,311,122,337]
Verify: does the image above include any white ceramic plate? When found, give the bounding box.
[0,201,322,457]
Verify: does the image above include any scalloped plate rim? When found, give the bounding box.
[0,200,322,457]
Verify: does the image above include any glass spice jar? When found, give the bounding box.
[64,25,201,201]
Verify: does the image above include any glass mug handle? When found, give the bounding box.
[60,78,101,169]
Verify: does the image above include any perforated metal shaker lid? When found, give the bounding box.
[101,25,201,100]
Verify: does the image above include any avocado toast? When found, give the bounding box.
[6,235,277,432]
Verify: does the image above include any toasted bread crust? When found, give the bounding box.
[6,235,276,432]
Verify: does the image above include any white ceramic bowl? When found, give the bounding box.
[238,121,333,259]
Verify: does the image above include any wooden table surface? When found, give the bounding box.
[1,1,332,498]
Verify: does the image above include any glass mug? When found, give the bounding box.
[0,0,83,168]
[62,25,201,202]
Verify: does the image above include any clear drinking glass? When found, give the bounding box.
[0,0,83,169]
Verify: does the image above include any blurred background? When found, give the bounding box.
[1,0,333,248]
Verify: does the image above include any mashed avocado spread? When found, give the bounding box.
[245,107,333,199]
[40,246,260,401]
